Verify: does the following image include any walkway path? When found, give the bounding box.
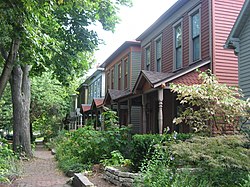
[11,144,71,187]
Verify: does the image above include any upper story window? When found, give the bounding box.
[111,68,114,89]
[94,81,97,98]
[107,71,110,90]
[189,6,201,63]
[124,58,128,89]
[155,36,162,72]
[96,77,101,98]
[118,63,122,90]
[145,46,151,71]
[173,20,183,70]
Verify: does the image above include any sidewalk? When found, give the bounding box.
[10,144,71,187]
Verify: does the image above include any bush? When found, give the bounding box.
[135,134,250,187]
[55,125,131,173]
[170,135,250,186]
[130,133,191,171]
[0,138,20,184]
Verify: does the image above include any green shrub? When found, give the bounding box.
[170,135,250,186]
[0,138,20,184]
[130,133,191,171]
[135,135,250,187]
[101,150,131,167]
[55,125,131,173]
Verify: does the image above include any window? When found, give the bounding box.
[111,69,114,89]
[173,21,182,70]
[96,78,101,98]
[107,71,110,90]
[190,7,201,62]
[94,81,97,98]
[155,36,162,72]
[118,63,122,90]
[145,46,151,71]
[124,58,128,89]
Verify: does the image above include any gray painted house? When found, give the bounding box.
[225,0,250,98]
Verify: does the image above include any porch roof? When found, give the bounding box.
[91,98,104,109]
[133,60,210,93]
[103,89,131,105]
[81,104,91,112]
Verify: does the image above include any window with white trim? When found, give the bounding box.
[174,23,182,70]
[190,8,201,62]
[145,46,151,71]
[155,37,162,72]
[118,63,122,90]
[124,58,128,89]
[111,68,114,89]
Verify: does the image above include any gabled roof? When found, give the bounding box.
[225,0,250,52]
[103,89,131,105]
[83,68,104,84]
[133,60,210,93]
[81,104,91,112]
[132,70,173,93]
[100,41,141,68]
[91,98,104,109]
[136,0,188,41]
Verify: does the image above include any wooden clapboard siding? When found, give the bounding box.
[131,51,142,89]
[131,106,141,134]
[212,0,244,86]
[239,14,250,98]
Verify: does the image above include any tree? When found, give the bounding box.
[30,72,77,140]
[0,0,132,156]
[170,70,250,135]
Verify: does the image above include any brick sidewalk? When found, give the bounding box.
[10,145,71,187]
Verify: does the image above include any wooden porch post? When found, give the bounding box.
[117,102,121,127]
[101,108,104,131]
[79,114,83,128]
[128,99,131,125]
[142,94,147,134]
[158,89,163,135]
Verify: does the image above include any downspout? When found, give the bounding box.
[209,0,213,73]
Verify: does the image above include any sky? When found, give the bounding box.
[89,0,178,74]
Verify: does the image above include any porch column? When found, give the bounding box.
[128,99,131,124]
[117,102,121,127]
[158,89,163,135]
[79,114,83,128]
[142,94,147,134]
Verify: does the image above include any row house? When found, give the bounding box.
[118,0,244,134]
[225,0,250,99]
[67,67,105,129]
[100,41,142,133]
[225,0,250,130]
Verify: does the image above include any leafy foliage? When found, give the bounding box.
[0,84,12,131]
[130,133,191,171]
[54,125,131,173]
[170,135,250,186]
[30,72,78,140]
[101,150,131,167]
[0,0,132,85]
[0,138,20,184]
[171,135,250,170]
[170,70,250,134]
[135,135,250,187]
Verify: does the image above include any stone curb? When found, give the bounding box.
[72,173,95,187]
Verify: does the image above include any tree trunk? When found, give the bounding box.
[10,65,33,157]
[0,39,21,100]
[10,66,22,153]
